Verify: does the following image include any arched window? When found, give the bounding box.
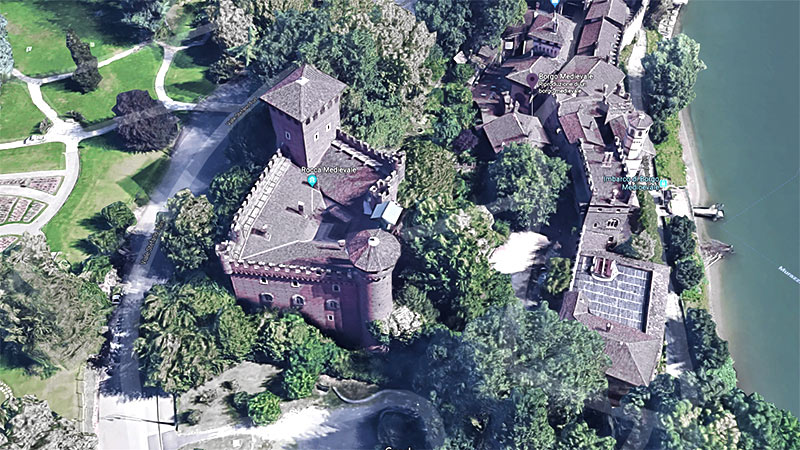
[325,299,340,311]
[332,284,341,292]
[259,293,274,305]
[291,295,305,307]
[606,218,620,229]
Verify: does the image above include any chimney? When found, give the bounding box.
[338,239,346,248]
[298,201,305,213]
[552,14,558,32]
[602,83,609,97]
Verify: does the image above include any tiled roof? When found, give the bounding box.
[483,112,550,152]
[557,55,625,98]
[586,0,630,26]
[577,19,620,59]
[260,65,347,122]
[505,57,561,87]
[560,250,670,386]
[346,228,401,273]
[528,13,576,46]
[225,137,394,268]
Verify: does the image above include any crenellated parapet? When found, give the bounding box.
[335,129,406,170]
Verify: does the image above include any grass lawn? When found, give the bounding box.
[40,45,163,124]
[0,80,44,142]
[646,29,662,54]
[42,134,169,263]
[1,0,139,76]
[654,114,687,186]
[0,143,66,174]
[0,360,80,419]
[165,41,219,103]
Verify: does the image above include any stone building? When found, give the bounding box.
[217,65,406,347]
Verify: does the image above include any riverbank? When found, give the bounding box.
[671,7,727,336]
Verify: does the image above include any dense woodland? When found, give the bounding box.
[0,0,798,448]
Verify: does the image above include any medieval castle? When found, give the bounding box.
[216,65,406,347]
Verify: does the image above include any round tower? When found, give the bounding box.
[623,111,653,157]
[346,228,401,344]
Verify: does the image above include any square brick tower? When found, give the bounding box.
[260,65,347,167]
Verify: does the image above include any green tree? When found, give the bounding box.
[402,198,515,328]
[87,228,123,255]
[398,139,457,206]
[113,90,179,151]
[723,389,800,449]
[215,304,257,360]
[489,143,570,230]
[161,189,217,273]
[469,0,526,50]
[281,365,318,399]
[135,277,244,393]
[120,0,172,37]
[642,34,706,124]
[0,235,109,375]
[247,391,282,425]
[208,165,257,236]
[65,29,101,93]
[555,421,615,450]
[0,14,13,79]
[416,0,472,55]
[408,303,610,447]
[543,257,572,301]
[674,257,703,293]
[665,215,696,264]
[0,395,97,448]
[101,201,136,231]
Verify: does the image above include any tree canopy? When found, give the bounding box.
[642,34,706,130]
[135,276,255,393]
[0,395,97,449]
[398,139,458,206]
[113,90,179,151]
[401,198,515,329]
[489,143,570,231]
[247,391,282,425]
[665,215,696,264]
[0,235,109,375]
[161,189,217,273]
[65,29,101,93]
[403,303,610,447]
[0,14,13,79]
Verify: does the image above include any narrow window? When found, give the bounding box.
[259,277,269,285]
[314,132,319,141]
[292,295,306,307]
[327,314,335,321]
[326,123,331,132]
[291,280,300,288]
[332,284,341,292]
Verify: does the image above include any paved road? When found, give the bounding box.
[97,75,267,450]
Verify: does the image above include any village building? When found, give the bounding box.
[577,0,630,61]
[482,111,550,156]
[559,249,669,400]
[502,9,576,62]
[216,65,406,347]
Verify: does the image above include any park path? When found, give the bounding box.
[0,35,219,242]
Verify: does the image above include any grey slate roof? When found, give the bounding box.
[505,57,561,87]
[586,0,630,27]
[578,19,620,59]
[557,55,625,98]
[346,228,401,273]
[528,13,576,46]
[483,112,550,152]
[260,65,347,122]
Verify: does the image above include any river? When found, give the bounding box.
[680,0,800,414]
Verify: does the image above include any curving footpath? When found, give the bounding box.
[0,36,214,241]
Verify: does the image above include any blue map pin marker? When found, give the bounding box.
[550,0,559,6]
[307,174,318,187]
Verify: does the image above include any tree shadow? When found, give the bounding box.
[35,0,140,49]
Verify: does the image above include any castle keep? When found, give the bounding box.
[216,65,405,346]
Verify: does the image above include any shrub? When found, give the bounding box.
[247,391,282,426]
